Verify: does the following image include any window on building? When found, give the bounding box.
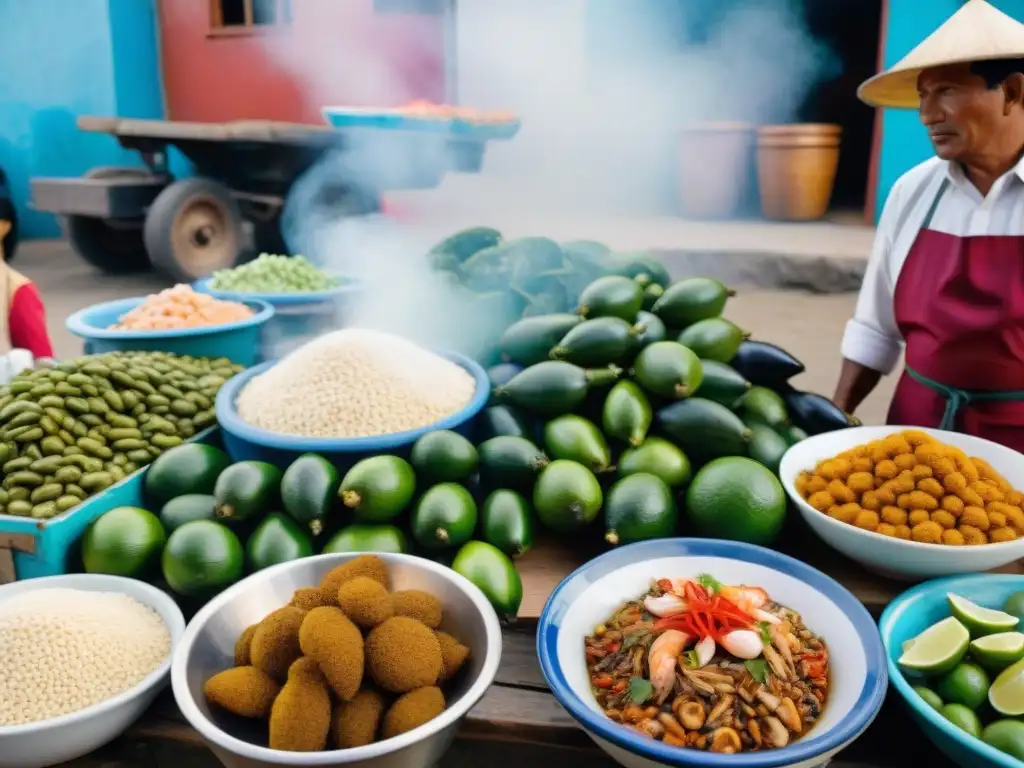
[210,0,292,31]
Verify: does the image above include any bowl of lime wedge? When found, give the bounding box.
[881,574,1024,768]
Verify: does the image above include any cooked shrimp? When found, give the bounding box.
[644,594,688,617]
[648,630,688,704]
[719,585,769,614]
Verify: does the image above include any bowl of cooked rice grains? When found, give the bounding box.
[0,573,184,768]
[214,329,490,467]
[66,284,274,367]
[171,552,502,767]
[537,538,888,768]
[779,426,1024,581]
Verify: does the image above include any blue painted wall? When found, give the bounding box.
[877,0,1024,220]
[0,0,165,238]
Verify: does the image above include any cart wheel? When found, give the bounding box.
[144,178,244,282]
[63,167,156,274]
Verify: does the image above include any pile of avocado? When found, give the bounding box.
[424,227,673,366]
[475,270,860,547]
[77,440,524,619]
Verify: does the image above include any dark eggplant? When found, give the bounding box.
[730,341,805,388]
[783,390,860,435]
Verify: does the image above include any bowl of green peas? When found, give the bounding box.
[194,253,361,359]
[193,253,359,305]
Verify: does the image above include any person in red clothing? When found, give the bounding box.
[0,218,53,360]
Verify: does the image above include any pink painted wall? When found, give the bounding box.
[158,0,446,124]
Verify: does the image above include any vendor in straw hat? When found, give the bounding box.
[834,0,1024,449]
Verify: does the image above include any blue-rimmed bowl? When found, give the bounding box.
[880,574,1024,768]
[215,353,490,469]
[66,296,274,367]
[537,539,888,768]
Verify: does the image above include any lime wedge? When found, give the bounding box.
[949,593,1020,637]
[971,632,1024,672]
[990,657,1024,716]
[899,617,970,675]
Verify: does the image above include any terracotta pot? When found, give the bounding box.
[678,122,756,220]
[757,123,842,221]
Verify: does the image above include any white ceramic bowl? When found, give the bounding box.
[779,425,1024,581]
[172,552,502,768]
[0,574,185,768]
[537,539,887,768]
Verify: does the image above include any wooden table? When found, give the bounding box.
[64,527,1018,767]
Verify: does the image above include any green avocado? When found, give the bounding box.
[280,453,339,536]
[604,473,678,546]
[159,493,217,532]
[480,489,534,557]
[451,541,523,620]
[533,460,603,533]
[410,430,479,484]
[339,455,416,522]
[213,461,282,523]
[411,482,479,550]
[322,524,409,554]
[246,512,314,572]
[543,415,613,474]
[145,443,231,507]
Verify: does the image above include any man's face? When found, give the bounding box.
[918,64,1013,161]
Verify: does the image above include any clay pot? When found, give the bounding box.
[678,122,756,220]
[757,123,842,221]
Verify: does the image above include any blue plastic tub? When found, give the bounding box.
[66,296,274,367]
[320,107,522,140]
[192,278,361,360]
[880,574,1024,768]
[215,353,490,470]
[0,427,220,583]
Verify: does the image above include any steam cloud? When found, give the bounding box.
[264,0,839,355]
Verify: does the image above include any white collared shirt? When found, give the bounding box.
[842,155,1024,374]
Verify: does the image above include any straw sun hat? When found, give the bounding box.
[858,0,1024,108]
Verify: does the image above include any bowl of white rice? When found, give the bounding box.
[214,329,491,467]
[0,574,184,768]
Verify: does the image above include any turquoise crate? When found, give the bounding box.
[0,427,220,583]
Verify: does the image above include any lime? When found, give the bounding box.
[970,632,1024,672]
[913,686,944,712]
[161,519,244,597]
[949,593,1020,637]
[82,506,166,577]
[684,456,786,546]
[936,662,990,710]
[898,617,970,675]
[940,703,982,738]
[1003,591,1024,623]
[990,657,1024,716]
[983,720,1024,760]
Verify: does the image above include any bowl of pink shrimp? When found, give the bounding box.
[536,538,887,768]
[67,285,274,367]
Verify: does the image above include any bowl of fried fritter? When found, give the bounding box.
[780,426,1024,581]
[171,553,502,767]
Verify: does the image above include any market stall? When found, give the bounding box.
[1,233,1023,768]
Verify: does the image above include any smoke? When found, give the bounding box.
[262,0,839,354]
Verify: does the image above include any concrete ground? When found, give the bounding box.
[15,238,896,426]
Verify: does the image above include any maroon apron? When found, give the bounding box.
[888,178,1024,452]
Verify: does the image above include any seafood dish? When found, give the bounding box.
[583,574,829,754]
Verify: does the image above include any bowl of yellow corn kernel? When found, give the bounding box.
[779,426,1024,581]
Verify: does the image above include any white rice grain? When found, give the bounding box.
[0,588,171,726]
[236,329,477,438]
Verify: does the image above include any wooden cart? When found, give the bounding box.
[29,115,497,281]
